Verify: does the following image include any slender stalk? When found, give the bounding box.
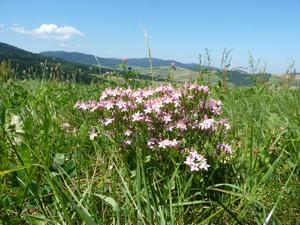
[143,28,153,81]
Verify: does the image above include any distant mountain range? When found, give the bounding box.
[41,51,260,85]
[40,51,206,71]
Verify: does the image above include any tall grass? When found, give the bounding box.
[143,28,153,81]
[0,79,299,224]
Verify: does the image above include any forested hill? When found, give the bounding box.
[0,42,111,82]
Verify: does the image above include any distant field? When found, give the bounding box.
[132,66,225,85]
[132,66,198,81]
[269,74,300,87]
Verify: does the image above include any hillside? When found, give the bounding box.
[41,51,202,70]
[41,51,120,68]
[0,42,111,82]
[0,42,51,70]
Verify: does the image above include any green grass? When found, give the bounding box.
[0,79,300,224]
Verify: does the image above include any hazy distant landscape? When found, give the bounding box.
[1,41,275,87]
[1,0,300,224]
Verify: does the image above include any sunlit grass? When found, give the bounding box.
[0,79,299,224]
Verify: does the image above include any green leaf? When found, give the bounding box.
[54,153,65,165]
[69,199,97,225]
[64,160,76,177]
[93,193,120,225]
[0,164,40,176]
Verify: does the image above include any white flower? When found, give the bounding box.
[144,107,153,114]
[89,128,98,140]
[124,140,132,145]
[10,115,24,134]
[103,118,114,126]
[5,115,25,145]
[124,129,132,136]
[61,122,70,130]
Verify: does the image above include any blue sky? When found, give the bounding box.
[0,0,299,73]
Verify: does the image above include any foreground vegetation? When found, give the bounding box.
[0,77,299,224]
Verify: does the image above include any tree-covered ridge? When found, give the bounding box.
[0,42,112,83]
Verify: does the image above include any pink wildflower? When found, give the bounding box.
[162,96,173,104]
[162,114,172,124]
[170,62,176,70]
[219,119,231,130]
[216,144,232,154]
[104,101,114,110]
[147,138,157,149]
[207,99,222,115]
[184,150,210,171]
[86,100,98,112]
[184,83,210,94]
[167,125,175,132]
[198,85,210,93]
[116,100,127,110]
[132,112,144,122]
[122,57,128,62]
[143,89,154,98]
[199,117,215,130]
[176,120,187,131]
[158,139,179,149]
[75,101,88,111]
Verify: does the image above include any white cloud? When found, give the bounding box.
[59,43,66,47]
[0,24,4,28]
[12,23,84,40]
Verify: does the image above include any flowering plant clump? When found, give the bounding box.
[75,82,232,172]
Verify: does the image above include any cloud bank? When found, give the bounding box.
[12,23,84,40]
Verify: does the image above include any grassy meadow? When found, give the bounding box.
[0,75,300,224]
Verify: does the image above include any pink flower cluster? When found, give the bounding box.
[75,82,232,172]
[184,150,210,171]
